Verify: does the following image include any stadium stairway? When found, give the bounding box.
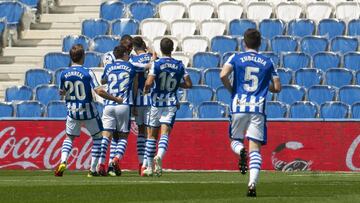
[0,0,102,100]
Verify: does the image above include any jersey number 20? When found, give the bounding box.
[244,66,259,92]
[64,81,86,100]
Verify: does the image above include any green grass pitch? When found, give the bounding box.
[0,170,360,203]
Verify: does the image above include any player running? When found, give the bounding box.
[220,29,281,197]
[129,36,156,175]
[103,35,133,67]
[97,45,138,176]
[54,44,123,177]
[143,38,192,177]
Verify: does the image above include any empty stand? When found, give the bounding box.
[198,101,227,118]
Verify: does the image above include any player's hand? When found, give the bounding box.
[176,103,180,110]
[151,51,157,61]
[115,97,123,104]
[143,88,149,95]
[132,107,138,116]
[59,89,66,96]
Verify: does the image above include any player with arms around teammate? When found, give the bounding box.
[220,29,281,197]
[55,45,123,177]
[103,35,133,67]
[97,45,138,176]
[143,38,192,176]
[129,36,156,174]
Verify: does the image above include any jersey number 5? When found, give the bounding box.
[244,66,259,92]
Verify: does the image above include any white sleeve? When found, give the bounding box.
[148,62,156,76]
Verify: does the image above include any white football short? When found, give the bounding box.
[229,113,267,145]
[149,106,177,128]
[102,105,131,133]
[66,116,103,137]
[135,106,150,126]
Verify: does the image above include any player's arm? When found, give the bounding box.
[269,77,281,93]
[132,73,139,116]
[94,87,123,104]
[220,64,233,93]
[180,75,192,89]
[144,75,155,94]
[59,74,66,96]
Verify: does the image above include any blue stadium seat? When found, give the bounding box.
[287,19,316,37]
[290,101,318,118]
[149,0,167,5]
[282,52,311,70]
[129,2,156,22]
[277,85,306,105]
[19,0,39,8]
[313,52,341,71]
[259,19,285,40]
[348,19,360,36]
[222,51,237,65]
[344,52,360,71]
[0,102,14,117]
[271,36,298,54]
[261,52,280,66]
[198,101,227,118]
[25,69,52,89]
[82,19,110,39]
[318,19,346,39]
[357,70,360,85]
[267,91,274,101]
[44,52,71,71]
[0,2,24,27]
[193,52,221,69]
[308,85,337,105]
[176,102,194,118]
[330,36,358,54]
[16,101,44,117]
[95,101,104,117]
[228,19,256,36]
[211,36,238,55]
[204,68,222,90]
[62,35,90,52]
[325,68,353,88]
[216,86,231,105]
[300,36,329,56]
[295,68,323,88]
[111,18,139,37]
[121,0,138,4]
[35,85,61,106]
[265,101,288,118]
[320,102,349,119]
[93,35,120,53]
[186,85,213,107]
[186,68,201,84]
[277,68,292,84]
[84,52,102,67]
[339,85,360,105]
[47,101,67,118]
[0,20,5,44]
[351,102,360,118]
[100,1,125,21]
[239,37,268,52]
[5,86,33,102]
[54,68,66,86]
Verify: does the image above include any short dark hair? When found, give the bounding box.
[120,36,133,54]
[244,29,261,50]
[160,38,174,55]
[132,36,147,51]
[69,44,85,63]
[113,45,128,59]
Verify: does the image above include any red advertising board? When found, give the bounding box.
[0,120,359,171]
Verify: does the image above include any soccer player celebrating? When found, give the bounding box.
[220,29,281,197]
[55,45,123,177]
[129,36,156,174]
[103,35,133,67]
[143,38,192,176]
[97,45,138,176]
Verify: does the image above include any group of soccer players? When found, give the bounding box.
[54,29,281,197]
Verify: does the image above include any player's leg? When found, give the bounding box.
[84,116,104,177]
[135,106,146,173]
[154,106,176,177]
[55,117,81,176]
[230,113,250,174]
[143,106,161,176]
[245,114,266,197]
[98,106,116,176]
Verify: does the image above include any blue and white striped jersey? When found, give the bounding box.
[149,57,188,107]
[225,50,278,114]
[60,65,100,120]
[102,59,137,106]
[129,53,152,106]
[102,51,116,67]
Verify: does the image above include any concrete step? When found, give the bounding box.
[51,5,100,13]
[21,30,81,40]
[15,39,62,47]
[31,22,81,30]
[58,0,103,6]
[0,73,25,81]
[0,65,39,73]
[2,47,61,57]
[0,81,24,91]
[40,13,99,23]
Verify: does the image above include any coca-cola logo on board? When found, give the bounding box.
[346,135,360,171]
